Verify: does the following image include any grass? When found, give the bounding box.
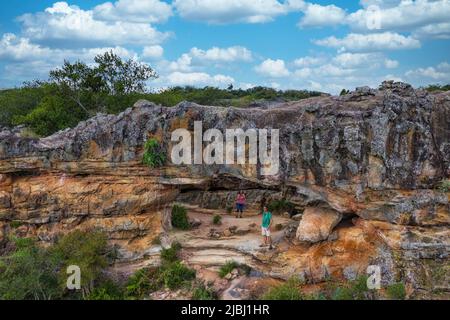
[142,138,166,168]
[438,179,450,193]
[160,242,182,264]
[171,204,190,230]
[386,282,406,300]
[261,278,303,300]
[9,221,23,228]
[212,214,222,225]
[219,261,240,278]
[161,261,196,290]
[191,284,217,300]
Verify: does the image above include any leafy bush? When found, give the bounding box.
[386,282,406,300]
[126,267,163,299]
[331,276,371,300]
[86,279,124,300]
[160,242,182,264]
[50,230,112,298]
[142,138,166,168]
[438,179,450,193]
[9,221,23,228]
[261,278,303,300]
[267,199,295,214]
[226,206,233,214]
[192,284,216,300]
[212,215,222,225]
[219,260,239,278]
[161,262,196,290]
[0,237,62,300]
[171,204,190,230]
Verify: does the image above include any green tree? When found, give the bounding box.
[0,237,62,300]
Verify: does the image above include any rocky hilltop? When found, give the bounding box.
[0,81,449,299]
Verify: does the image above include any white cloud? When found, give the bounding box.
[166,71,234,87]
[18,2,170,47]
[93,0,173,24]
[315,32,421,52]
[0,32,137,85]
[189,46,252,62]
[168,54,193,72]
[332,52,398,69]
[413,22,450,40]
[293,56,324,67]
[384,58,399,69]
[255,59,290,77]
[173,0,292,24]
[347,0,450,32]
[299,3,347,28]
[405,62,450,81]
[142,45,164,59]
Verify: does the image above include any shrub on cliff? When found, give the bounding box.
[160,242,182,264]
[0,237,62,300]
[386,282,406,300]
[50,230,113,298]
[160,261,196,290]
[126,267,163,299]
[438,179,450,193]
[192,284,216,300]
[212,214,222,225]
[261,278,304,300]
[219,260,239,278]
[171,204,190,230]
[142,138,166,168]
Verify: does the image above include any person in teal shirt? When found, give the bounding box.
[260,206,273,249]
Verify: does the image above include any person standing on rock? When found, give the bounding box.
[235,191,246,218]
[260,206,273,249]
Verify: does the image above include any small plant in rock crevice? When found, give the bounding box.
[171,204,190,230]
[142,138,166,168]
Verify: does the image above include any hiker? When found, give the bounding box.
[260,206,273,249]
[235,191,246,218]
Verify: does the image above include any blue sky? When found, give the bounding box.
[0,0,449,94]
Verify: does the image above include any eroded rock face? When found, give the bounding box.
[296,206,342,243]
[0,81,449,297]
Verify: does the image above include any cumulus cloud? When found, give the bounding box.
[405,62,450,82]
[93,0,173,23]
[166,71,234,87]
[293,56,324,67]
[142,45,164,59]
[189,46,252,62]
[17,2,170,48]
[255,59,290,77]
[0,32,136,85]
[413,22,450,40]
[315,32,421,52]
[163,46,253,73]
[298,3,347,28]
[173,0,291,24]
[347,0,450,32]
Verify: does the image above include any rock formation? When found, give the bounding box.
[0,81,449,298]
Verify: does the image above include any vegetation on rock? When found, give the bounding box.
[212,214,222,225]
[261,278,304,300]
[386,282,406,300]
[142,138,166,168]
[171,204,190,230]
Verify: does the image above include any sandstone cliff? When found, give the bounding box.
[0,81,449,298]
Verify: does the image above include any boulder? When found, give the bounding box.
[296,207,342,243]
